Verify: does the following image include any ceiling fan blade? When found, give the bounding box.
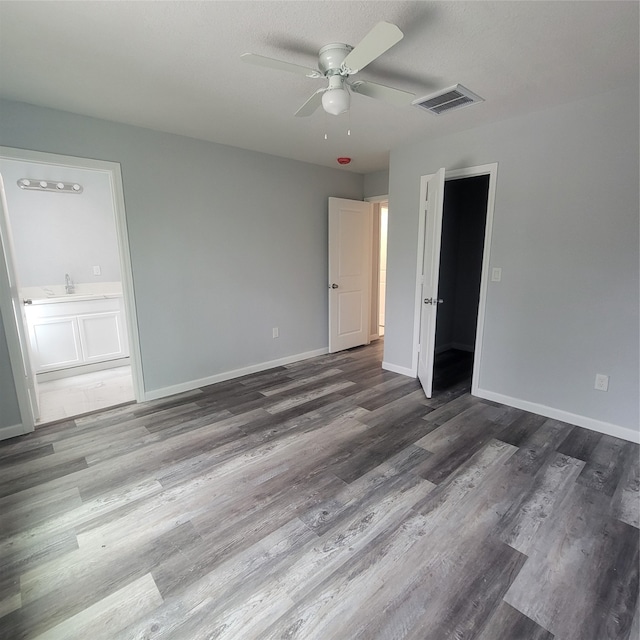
[341,22,404,73]
[241,53,322,78]
[349,80,415,106]
[295,89,325,117]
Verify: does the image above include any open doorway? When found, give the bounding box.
[432,175,489,391]
[414,163,497,399]
[378,203,388,337]
[0,149,141,427]
[366,197,389,343]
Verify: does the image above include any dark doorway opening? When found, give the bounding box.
[433,174,490,391]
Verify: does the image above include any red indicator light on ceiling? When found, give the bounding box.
[337,157,351,165]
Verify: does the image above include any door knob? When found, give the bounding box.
[331,283,339,289]
[23,298,33,305]
[423,298,443,305]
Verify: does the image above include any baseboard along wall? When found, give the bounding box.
[144,348,329,402]
[381,358,639,444]
[0,423,28,441]
[475,387,639,444]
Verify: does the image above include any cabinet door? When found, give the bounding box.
[30,316,82,370]
[77,312,125,362]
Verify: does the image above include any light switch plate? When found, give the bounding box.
[491,267,502,282]
[92,265,101,276]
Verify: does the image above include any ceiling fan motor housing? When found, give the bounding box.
[318,43,353,76]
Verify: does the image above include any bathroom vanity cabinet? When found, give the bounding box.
[24,296,129,373]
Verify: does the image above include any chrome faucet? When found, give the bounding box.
[65,273,75,294]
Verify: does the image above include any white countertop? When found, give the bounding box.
[22,282,123,304]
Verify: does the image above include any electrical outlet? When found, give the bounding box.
[594,374,609,392]
[92,265,101,276]
[272,327,279,339]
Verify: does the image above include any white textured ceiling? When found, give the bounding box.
[0,1,638,174]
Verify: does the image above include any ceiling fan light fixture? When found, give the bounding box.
[322,88,350,116]
[243,21,407,118]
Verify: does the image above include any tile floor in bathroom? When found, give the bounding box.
[36,366,135,424]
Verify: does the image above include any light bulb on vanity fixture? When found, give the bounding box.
[17,179,84,193]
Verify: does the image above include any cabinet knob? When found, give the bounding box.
[23,298,33,305]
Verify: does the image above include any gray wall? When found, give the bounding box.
[385,87,639,433]
[0,158,121,287]
[364,170,389,198]
[0,99,363,426]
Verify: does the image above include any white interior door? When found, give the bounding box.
[417,168,446,397]
[0,174,39,430]
[328,197,372,353]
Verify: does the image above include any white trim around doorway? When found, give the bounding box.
[411,163,498,397]
[365,194,389,343]
[0,146,144,428]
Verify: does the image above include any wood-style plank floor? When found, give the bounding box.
[1,341,638,639]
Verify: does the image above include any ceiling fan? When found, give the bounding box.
[241,21,415,117]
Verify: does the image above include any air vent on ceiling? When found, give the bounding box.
[413,84,483,115]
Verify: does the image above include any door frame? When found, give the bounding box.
[411,163,498,396]
[365,194,389,342]
[0,146,144,431]
[0,174,37,437]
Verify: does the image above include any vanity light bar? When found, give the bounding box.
[17,179,83,194]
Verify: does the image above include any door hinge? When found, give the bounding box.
[417,343,421,353]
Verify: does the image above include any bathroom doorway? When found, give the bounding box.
[0,147,142,427]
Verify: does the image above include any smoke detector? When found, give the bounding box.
[413,84,483,115]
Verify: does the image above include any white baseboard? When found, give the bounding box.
[474,387,640,444]
[37,357,130,382]
[382,361,416,378]
[144,348,329,401]
[0,423,28,442]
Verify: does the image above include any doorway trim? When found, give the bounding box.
[0,173,35,437]
[0,146,144,430]
[365,194,389,343]
[411,163,498,396]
